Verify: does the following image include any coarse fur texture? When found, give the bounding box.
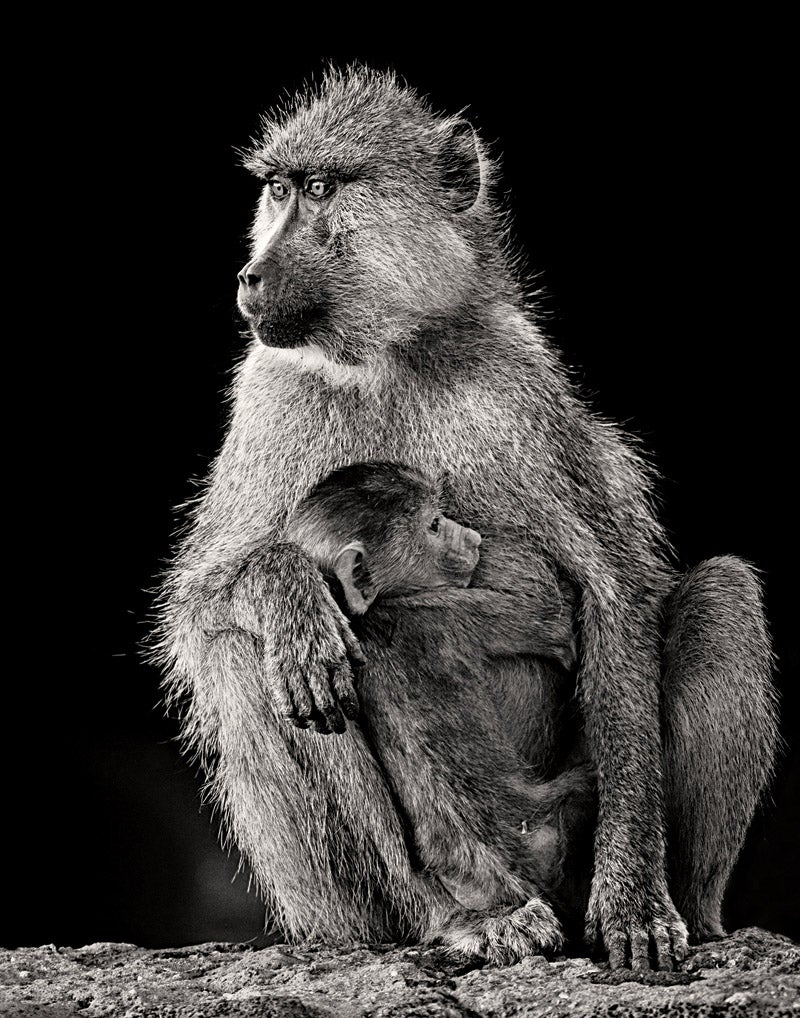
[152,65,779,969]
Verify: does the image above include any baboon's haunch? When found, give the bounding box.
[155,66,778,970]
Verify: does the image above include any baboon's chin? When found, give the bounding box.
[249,307,328,349]
[252,324,307,349]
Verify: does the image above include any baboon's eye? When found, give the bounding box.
[306,178,332,199]
[269,179,289,199]
[429,517,441,535]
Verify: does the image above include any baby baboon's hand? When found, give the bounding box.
[264,548,365,734]
[585,877,688,971]
[554,629,578,671]
[536,576,579,671]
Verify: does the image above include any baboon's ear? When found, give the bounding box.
[436,119,481,213]
[332,542,376,616]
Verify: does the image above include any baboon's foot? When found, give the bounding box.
[436,897,564,966]
[687,916,726,945]
[675,899,726,946]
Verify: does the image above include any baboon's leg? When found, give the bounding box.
[204,630,449,944]
[430,760,597,964]
[662,556,778,941]
[358,645,596,962]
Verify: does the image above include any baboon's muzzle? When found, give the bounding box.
[237,261,327,348]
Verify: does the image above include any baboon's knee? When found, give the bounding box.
[668,554,771,656]
[665,553,777,783]
[675,554,762,613]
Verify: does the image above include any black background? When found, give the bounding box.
[7,36,796,948]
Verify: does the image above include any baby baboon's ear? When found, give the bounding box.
[436,118,481,213]
[332,542,376,616]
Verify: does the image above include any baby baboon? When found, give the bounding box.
[285,460,593,963]
[155,67,778,969]
[285,461,485,617]
[284,460,577,665]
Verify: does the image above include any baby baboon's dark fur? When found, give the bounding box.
[154,67,778,969]
[287,461,593,964]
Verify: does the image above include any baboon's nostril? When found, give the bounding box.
[238,264,264,288]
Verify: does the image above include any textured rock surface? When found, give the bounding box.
[1,927,797,1017]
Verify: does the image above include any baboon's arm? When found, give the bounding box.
[187,541,365,736]
[526,500,688,971]
[578,583,688,969]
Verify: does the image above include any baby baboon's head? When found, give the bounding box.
[286,461,482,615]
[238,66,510,364]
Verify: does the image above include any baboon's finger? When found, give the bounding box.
[629,929,651,971]
[263,640,316,727]
[606,930,628,969]
[320,584,366,667]
[308,709,333,735]
[322,679,347,734]
[670,924,688,965]
[331,661,360,719]
[305,662,338,715]
[304,663,346,735]
[286,669,316,727]
[268,674,294,721]
[269,667,310,727]
[340,623,366,667]
[652,923,675,971]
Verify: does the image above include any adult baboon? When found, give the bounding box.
[155,66,777,969]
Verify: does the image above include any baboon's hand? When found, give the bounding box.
[585,878,688,971]
[265,554,365,735]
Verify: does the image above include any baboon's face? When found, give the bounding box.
[237,173,340,350]
[237,72,483,364]
[377,503,482,599]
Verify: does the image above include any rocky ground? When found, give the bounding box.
[1,927,797,1017]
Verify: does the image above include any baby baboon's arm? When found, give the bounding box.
[388,565,577,670]
[464,536,578,667]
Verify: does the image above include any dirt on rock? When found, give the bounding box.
[1,927,797,1017]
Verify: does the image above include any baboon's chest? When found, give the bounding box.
[250,363,537,531]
